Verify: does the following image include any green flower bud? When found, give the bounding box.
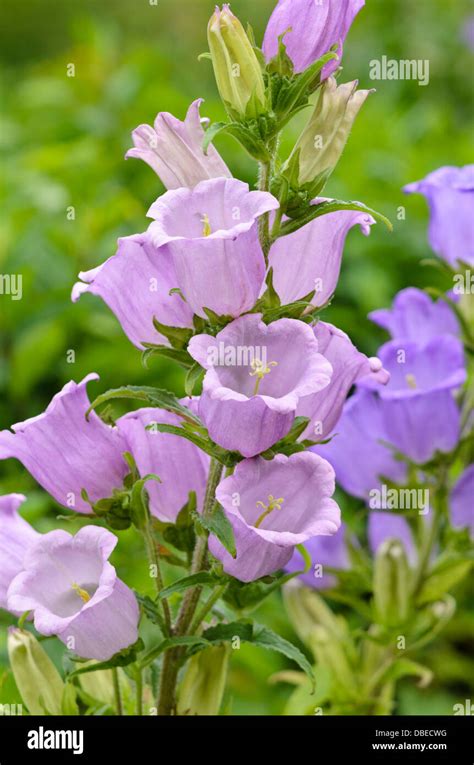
[8,628,64,715]
[373,539,411,628]
[310,625,358,701]
[208,5,266,120]
[177,644,231,716]
[283,77,373,192]
[283,582,348,646]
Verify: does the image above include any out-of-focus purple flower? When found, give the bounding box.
[0,494,40,612]
[312,389,407,501]
[263,0,365,77]
[296,321,389,440]
[209,452,340,582]
[369,287,460,344]
[125,99,231,189]
[117,406,209,523]
[359,336,466,463]
[404,165,474,268]
[72,234,194,349]
[450,465,474,538]
[188,314,333,457]
[368,512,416,565]
[462,15,474,50]
[285,522,350,589]
[0,374,129,514]
[7,526,139,661]
[147,178,278,318]
[268,202,375,307]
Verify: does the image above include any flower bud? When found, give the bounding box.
[208,4,266,119]
[283,77,372,192]
[373,539,411,628]
[8,628,64,715]
[177,644,231,715]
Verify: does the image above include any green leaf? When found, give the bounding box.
[185,362,205,397]
[160,492,197,554]
[223,570,304,611]
[279,199,393,237]
[199,505,237,558]
[139,636,210,669]
[68,639,144,677]
[378,658,433,688]
[87,386,202,426]
[251,624,315,687]
[417,558,473,605]
[273,51,338,120]
[135,593,166,632]
[158,572,222,599]
[202,620,254,643]
[148,422,241,468]
[152,317,193,349]
[202,121,230,155]
[260,416,311,458]
[141,345,193,370]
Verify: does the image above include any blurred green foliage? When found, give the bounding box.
[0,0,473,715]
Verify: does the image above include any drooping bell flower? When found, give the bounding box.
[209,452,341,582]
[296,321,389,441]
[126,98,231,188]
[285,522,350,589]
[117,405,209,523]
[0,374,129,514]
[147,178,278,318]
[450,465,474,538]
[8,629,65,715]
[268,202,375,307]
[188,313,333,457]
[0,494,40,611]
[208,5,267,119]
[312,389,407,501]
[403,165,474,268]
[358,336,466,463]
[7,526,139,661]
[369,287,460,344]
[263,0,365,77]
[72,233,194,349]
[282,78,372,191]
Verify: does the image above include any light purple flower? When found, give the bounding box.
[312,389,407,501]
[404,165,474,268]
[147,178,279,318]
[188,314,333,457]
[450,465,474,538]
[0,494,40,612]
[72,233,194,349]
[0,374,129,514]
[7,526,139,661]
[209,452,341,582]
[359,336,466,463]
[368,512,416,565]
[369,287,460,344]
[268,202,375,307]
[263,0,365,77]
[285,522,350,589]
[117,406,209,523]
[296,321,389,440]
[125,98,231,189]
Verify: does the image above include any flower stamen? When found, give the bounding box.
[255,494,285,528]
[405,373,417,389]
[249,358,278,395]
[71,583,91,603]
[201,213,212,236]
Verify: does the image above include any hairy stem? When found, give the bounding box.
[112,667,123,716]
[142,523,172,635]
[135,666,143,716]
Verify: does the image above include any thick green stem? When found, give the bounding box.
[157,459,224,715]
[135,666,143,716]
[112,667,123,716]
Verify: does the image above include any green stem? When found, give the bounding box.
[112,667,123,716]
[156,458,224,715]
[411,463,448,597]
[142,523,172,635]
[135,666,143,716]
[188,584,228,635]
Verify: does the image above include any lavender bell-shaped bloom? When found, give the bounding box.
[359,336,466,464]
[188,314,333,457]
[312,389,407,501]
[368,512,417,565]
[7,526,139,661]
[209,452,341,582]
[147,178,279,318]
[404,165,474,268]
[72,233,194,349]
[0,374,129,513]
[285,522,350,589]
[117,406,209,523]
[263,0,365,77]
[0,494,40,611]
[296,321,389,440]
[369,287,460,344]
[268,202,375,307]
[450,465,474,538]
[125,98,231,189]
